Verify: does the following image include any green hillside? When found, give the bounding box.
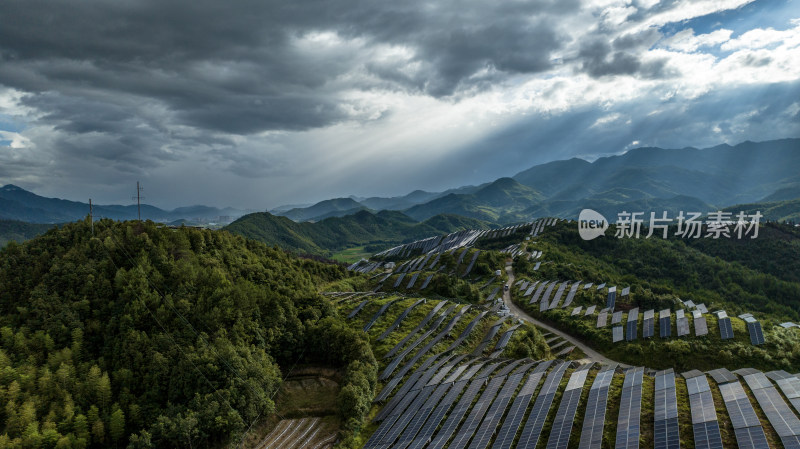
[225,210,492,256]
[0,220,377,448]
[0,220,55,247]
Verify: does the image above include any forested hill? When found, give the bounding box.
[0,220,377,448]
[225,209,491,256]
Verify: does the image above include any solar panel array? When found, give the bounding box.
[615,367,644,449]
[719,317,734,340]
[384,301,448,359]
[654,369,679,449]
[766,370,800,414]
[468,370,531,449]
[659,309,671,338]
[347,299,369,319]
[406,272,419,289]
[546,364,594,449]
[492,369,547,449]
[718,380,770,449]
[578,364,616,449]
[643,309,655,338]
[377,298,425,341]
[363,299,399,332]
[686,374,723,449]
[740,371,800,448]
[485,286,501,302]
[516,362,570,449]
[626,308,639,341]
[447,375,506,448]
[425,376,488,449]
[405,379,468,449]
[524,282,538,297]
[540,282,558,311]
[530,281,549,303]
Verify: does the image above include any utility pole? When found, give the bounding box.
[132,182,145,221]
[89,199,94,236]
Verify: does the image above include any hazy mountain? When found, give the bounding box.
[277,197,368,222]
[0,184,249,223]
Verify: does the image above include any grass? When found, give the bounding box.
[332,245,374,263]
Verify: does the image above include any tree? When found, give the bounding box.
[110,408,126,446]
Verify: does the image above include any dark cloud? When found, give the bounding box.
[577,36,675,79]
[0,0,570,135]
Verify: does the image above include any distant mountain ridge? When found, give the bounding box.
[273,138,800,223]
[0,184,250,224]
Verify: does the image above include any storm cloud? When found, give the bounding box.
[0,0,798,209]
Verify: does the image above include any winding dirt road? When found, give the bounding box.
[502,262,625,367]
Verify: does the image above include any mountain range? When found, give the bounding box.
[272,138,800,223]
[0,184,251,224]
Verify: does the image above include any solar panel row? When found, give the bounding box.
[516,362,570,449]
[549,281,570,309]
[347,299,369,319]
[579,365,616,449]
[447,375,506,448]
[615,367,644,449]
[405,379,469,449]
[468,371,529,449]
[654,369,679,449]
[363,299,399,332]
[530,281,549,303]
[426,377,487,449]
[377,298,425,341]
[546,366,593,449]
[492,370,547,449]
[741,372,800,442]
[384,301,448,359]
[562,281,582,308]
[686,374,722,449]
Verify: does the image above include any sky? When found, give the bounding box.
[0,0,799,210]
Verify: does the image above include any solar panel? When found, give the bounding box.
[485,286,501,302]
[364,299,400,332]
[534,261,541,270]
[393,273,407,288]
[607,286,617,310]
[718,382,763,429]
[659,309,671,338]
[597,311,608,328]
[385,382,454,448]
[719,317,734,340]
[733,426,771,449]
[597,283,606,290]
[692,420,724,449]
[613,325,624,343]
[696,303,708,313]
[626,321,637,341]
[562,281,582,308]
[384,301,448,359]
[707,368,738,384]
[611,311,623,324]
[685,299,696,308]
[747,320,765,345]
[516,362,570,449]
[524,283,537,296]
[519,281,530,292]
[677,315,690,337]
[585,305,597,316]
[572,306,583,316]
[584,282,593,289]
[694,315,709,337]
